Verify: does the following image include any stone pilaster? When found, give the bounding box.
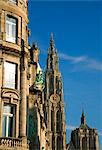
[20,40,27,138]
[20,67,27,137]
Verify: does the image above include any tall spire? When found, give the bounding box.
[81,110,86,125]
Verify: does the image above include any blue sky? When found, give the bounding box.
[28,0,102,147]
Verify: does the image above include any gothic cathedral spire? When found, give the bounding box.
[47,33,59,71]
[44,34,66,150]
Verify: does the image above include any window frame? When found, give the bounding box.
[6,15,18,43]
[2,104,16,137]
[4,61,18,89]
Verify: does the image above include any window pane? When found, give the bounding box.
[12,24,16,38]
[4,62,17,89]
[8,117,13,137]
[2,105,15,137]
[2,116,6,137]
[6,16,17,43]
[4,105,11,113]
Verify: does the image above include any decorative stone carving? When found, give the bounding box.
[50,94,60,104]
[1,88,19,102]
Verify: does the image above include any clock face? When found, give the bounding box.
[50,94,60,103]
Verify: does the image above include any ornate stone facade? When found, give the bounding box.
[28,44,47,150]
[0,0,100,150]
[0,0,29,149]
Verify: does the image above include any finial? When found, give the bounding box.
[82,110,84,117]
[81,110,86,125]
[50,32,54,49]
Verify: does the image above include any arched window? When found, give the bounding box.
[82,137,87,150]
[56,110,62,132]
[51,110,54,131]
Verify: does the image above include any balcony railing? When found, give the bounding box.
[0,137,29,149]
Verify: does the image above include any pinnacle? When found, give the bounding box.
[50,32,54,50]
[81,110,86,125]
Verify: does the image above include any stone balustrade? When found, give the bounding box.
[0,137,29,150]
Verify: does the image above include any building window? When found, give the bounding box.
[6,15,17,43]
[9,0,17,4]
[4,62,17,89]
[2,104,16,137]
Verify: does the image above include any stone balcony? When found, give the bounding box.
[0,137,29,150]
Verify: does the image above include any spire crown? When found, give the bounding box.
[81,110,86,125]
[50,33,55,53]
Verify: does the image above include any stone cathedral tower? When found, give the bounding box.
[67,112,99,150]
[44,34,66,150]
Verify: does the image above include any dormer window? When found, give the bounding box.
[6,15,18,43]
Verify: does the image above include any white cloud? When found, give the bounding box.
[58,52,87,64]
[58,52,102,72]
[66,125,77,130]
[87,59,102,71]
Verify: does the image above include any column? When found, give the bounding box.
[20,40,27,138]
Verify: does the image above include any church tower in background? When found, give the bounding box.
[67,112,99,150]
[44,34,66,150]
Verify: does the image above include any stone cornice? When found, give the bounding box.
[0,0,28,23]
[0,44,29,57]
